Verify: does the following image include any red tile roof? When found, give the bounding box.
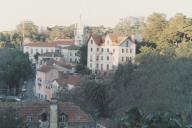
[0,101,93,124]
[37,65,55,73]
[88,34,129,46]
[56,75,84,86]
[24,39,75,47]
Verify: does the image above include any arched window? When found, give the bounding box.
[41,112,48,122]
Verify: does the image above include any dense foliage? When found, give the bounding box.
[0,107,27,128]
[0,49,31,95]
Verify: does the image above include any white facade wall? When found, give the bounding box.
[24,46,55,63]
[61,49,79,63]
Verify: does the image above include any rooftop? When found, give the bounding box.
[24,39,75,47]
[0,101,92,124]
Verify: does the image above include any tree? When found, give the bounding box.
[161,13,191,45]
[141,13,167,44]
[79,44,87,65]
[116,108,185,128]
[0,107,28,128]
[0,49,31,95]
[16,21,38,41]
[83,80,111,117]
[47,24,75,41]
[114,17,144,36]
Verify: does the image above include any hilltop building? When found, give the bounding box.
[87,34,136,74]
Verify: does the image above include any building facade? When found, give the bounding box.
[23,39,79,64]
[87,34,136,73]
[36,65,59,100]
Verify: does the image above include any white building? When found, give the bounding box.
[61,45,79,63]
[23,39,80,64]
[87,34,136,73]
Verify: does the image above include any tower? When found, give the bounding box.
[75,15,84,46]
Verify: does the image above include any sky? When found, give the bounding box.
[0,0,192,31]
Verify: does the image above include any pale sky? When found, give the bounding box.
[0,0,192,31]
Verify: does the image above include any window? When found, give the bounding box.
[96,64,99,69]
[126,49,128,53]
[107,48,109,52]
[130,49,132,53]
[107,56,109,60]
[90,56,92,61]
[60,113,68,122]
[75,53,78,56]
[41,113,47,122]
[101,48,103,52]
[122,57,124,62]
[27,115,32,122]
[36,49,38,53]
[101,56,103,60]
[90,63,92,68]
[91,48,93,52]
[122,49,124,53]
[107,64,109,70]
[96,56,99,60]
[70,58,72,62]
[46,49,48,53]
[101,64,103,70]
[113,49,115,53]
[91,40,93,44]
[97,48,99,52]
[45,95,47,100]
[70,52,72,56]
[126,57,129,62]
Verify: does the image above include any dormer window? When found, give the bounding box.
[91,40,93,44]
[27,114,32,122]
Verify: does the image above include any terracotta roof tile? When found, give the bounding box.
[24,39,74,47]
[37,65,55,73]
[0,101,93,124]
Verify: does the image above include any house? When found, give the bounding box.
[23,39,75,63]
[87,34,136,74]
[0,100,95,128]
[35,65,59,100]
[52,75,84,92]
[35,62,77,101]
[53,60,76,74]
[37,52,63,68]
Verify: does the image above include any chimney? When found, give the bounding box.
[50,98,58,128]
